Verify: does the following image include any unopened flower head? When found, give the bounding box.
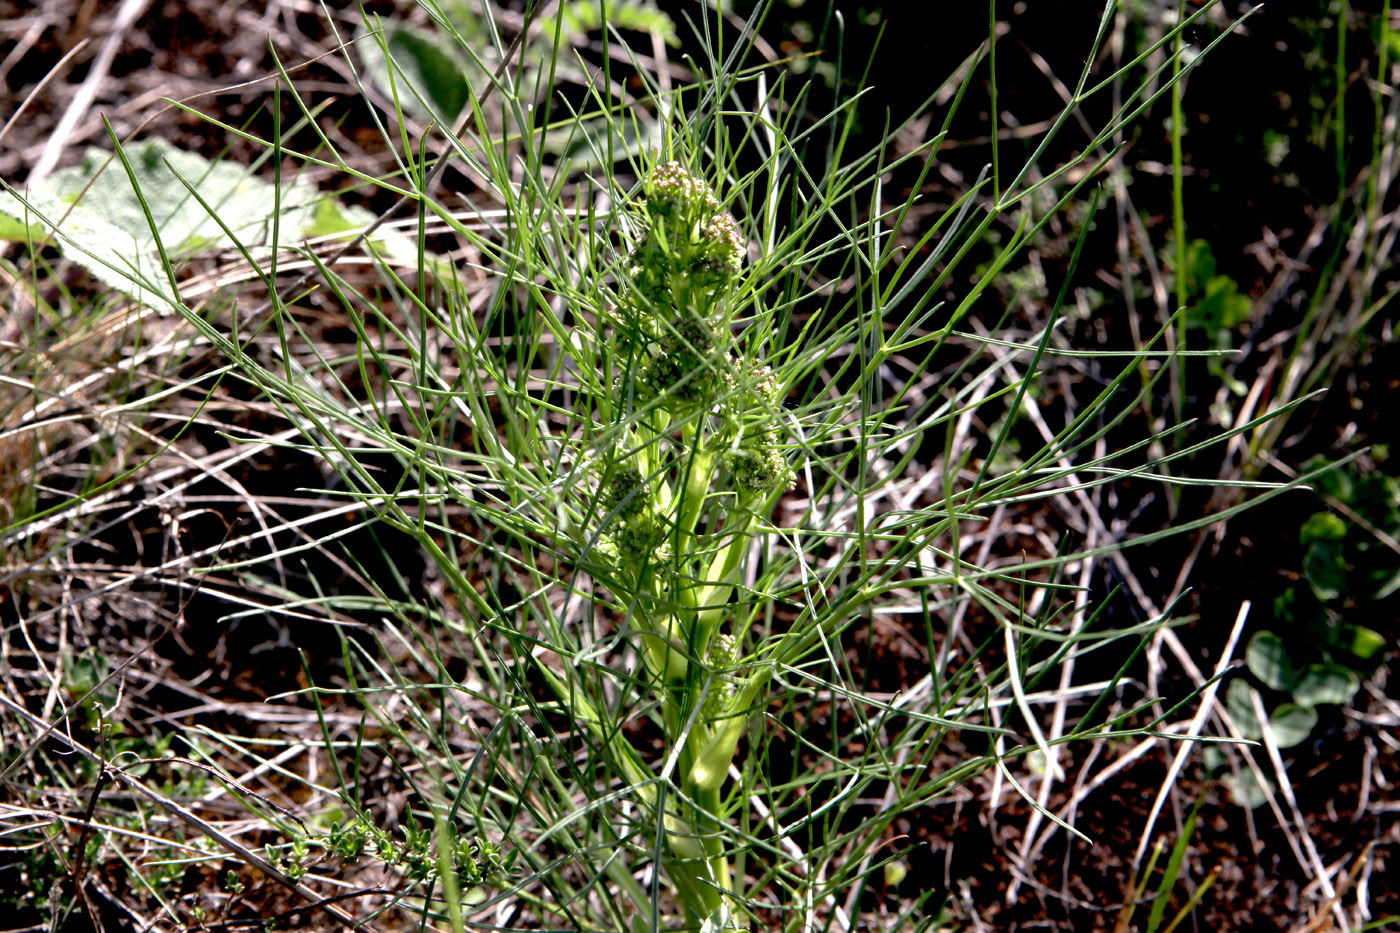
[703,633,740,718]
[600,467,649,522]
[639,316,721,404]
[645,161,719,219]
[727,438,794,494]
[708,632,739,669]
[612,513,671,566]
[703,213,744,276]
[685,212,745,293]
[722,357,781,413]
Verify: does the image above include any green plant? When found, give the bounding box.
[147,0,1324,924]
[1169,237,1252,391]
[1225,457,1397,761]
[0,0,1328,929]
[514,158,795,924]
[1114,799,1219,933]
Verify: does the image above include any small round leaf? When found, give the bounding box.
[1246,630,1298,691]
[1227,769,1273,810]
[1299,511,1347,545]
[1348,626,1386,661]
[1292,664,1358,708]
[1267,704,1318,749]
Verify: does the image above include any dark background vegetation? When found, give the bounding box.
[751,1,1400,928]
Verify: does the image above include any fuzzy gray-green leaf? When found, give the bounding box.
[1245,630,1297,691]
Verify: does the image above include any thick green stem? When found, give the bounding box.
[688,709,745,794]
[694,509,756,644]
[533,658,724,920]
[569,161,775,928]
[674,423,716,542]
[697,783,732,894]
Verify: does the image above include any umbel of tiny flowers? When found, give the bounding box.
[596,467,672,569]
[640,315,722,405]
[625,161,746,407]
[720,359,795,496]
[598,466,648,522]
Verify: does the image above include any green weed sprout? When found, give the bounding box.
[537,159,792,927]
[76,1,1316,929]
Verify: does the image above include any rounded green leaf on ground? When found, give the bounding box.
[1246,630,1298,691]
[1292,664,1359,708]
[1267,704,1318,749]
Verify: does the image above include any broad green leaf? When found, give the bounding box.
[1226,768,1272,809]
[0,211,42,242]
[1302,537,1348,602]
[1292,664,1358,707]
[1267,704,1317,748]
[299,198,422,269]
[1245,630,1297,691]
[0,140,317,298]
[2,142,288,297]
[301,197,367,239]
[0,139,421,302]
[358,22,472,123]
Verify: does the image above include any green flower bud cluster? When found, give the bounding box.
[638,316,722,404]
[613,514,670,565]
[624,161,745,392]
[453,835,517,886]
[720,358,781,413]
[690,213,745,292]
[721,359,794,494]
[727,443,793,494]
[702,633,740,719]
[599,467,648,521]
[599,468,671,566]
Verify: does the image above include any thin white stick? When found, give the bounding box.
[1132,599,1250,867]
[28,0,151,186]
[1251,688,1349,931]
